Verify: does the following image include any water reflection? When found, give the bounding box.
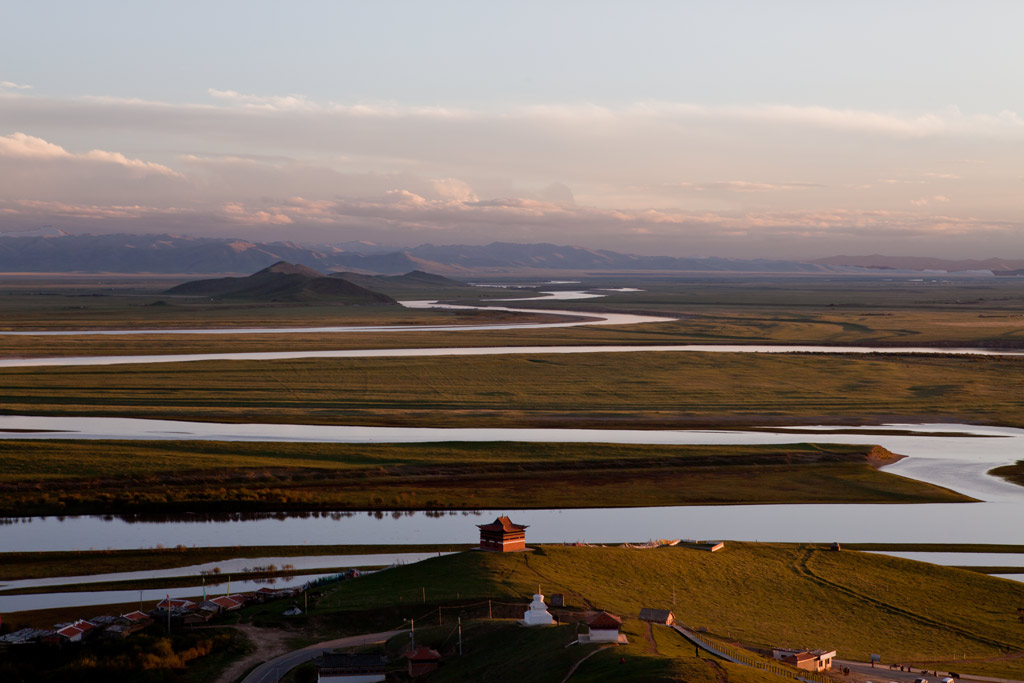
[7,502,1024,553]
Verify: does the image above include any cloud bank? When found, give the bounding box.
[1,89,1022,258]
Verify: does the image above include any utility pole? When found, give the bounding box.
[410,619,415,649]
[458,617,463,656]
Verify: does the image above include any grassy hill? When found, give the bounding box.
[377,619,782,683]
[329,269,481,299]
[318,544,1024,678]
[165,261,398,304]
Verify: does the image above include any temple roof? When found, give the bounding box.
[477,515,528,532]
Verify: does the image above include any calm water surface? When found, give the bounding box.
[0,552,451,593]
[5,502,1024,554]
[0,572,337,613]
[1,419,1019,501]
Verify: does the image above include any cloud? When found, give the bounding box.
[0,132,182,177]
[676,180,823,193]
[0,81,31,90]
[911,195,951,207]
[1,190,1017,261]
[0,88,1021,257]
[208,88,317,111]
[430,178,478,202]
[221,202,293,225]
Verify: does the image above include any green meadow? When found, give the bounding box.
[2,351,1023,428]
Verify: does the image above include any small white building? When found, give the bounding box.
[583,611,627,644]
[317,653,389,683]
[773,648,836,672]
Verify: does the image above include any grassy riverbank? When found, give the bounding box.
[991,461,1024,487]
[0,440,971,516]
[0,544,472,582]
[3,351,1023,429]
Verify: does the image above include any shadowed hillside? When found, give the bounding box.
[164,261,398,304]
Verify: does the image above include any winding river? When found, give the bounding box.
[2,289,1024,612]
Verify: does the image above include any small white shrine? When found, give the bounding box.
[521,591,555,626]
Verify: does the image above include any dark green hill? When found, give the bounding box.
[329,269,476,297]
[165,261,397,304]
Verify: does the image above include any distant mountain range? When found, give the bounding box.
[0,228,1019,276]
[811,254,1024,276]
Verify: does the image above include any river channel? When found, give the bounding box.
[3,291,1024,612]
[1,420,1023,553]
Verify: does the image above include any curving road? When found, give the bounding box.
[240,629,407,683]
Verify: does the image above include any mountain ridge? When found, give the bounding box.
[0,230,1016,275]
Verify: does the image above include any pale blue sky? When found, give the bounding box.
[1,1,1022,257]
[5,1,1021,109]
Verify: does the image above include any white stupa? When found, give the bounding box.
[522,591,555,626]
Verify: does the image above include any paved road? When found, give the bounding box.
[837,659,1024,683]
[241,629,408,683]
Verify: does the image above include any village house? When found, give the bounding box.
[639,608,675,626]
[55,620,98,643]
[477,515,529,552]
[316,652,389,683]
[582,611,627,644]
[773,648,837,672]
[0,628,54,649]
[207,595,245,612]
[153,597,198,620]
[103,613,151,640]
[257,586,298,601]
[406,646,442,677]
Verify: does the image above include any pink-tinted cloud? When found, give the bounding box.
[0,132,181,177]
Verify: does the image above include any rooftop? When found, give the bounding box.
[477,515,529,532]
[588,611,623,630]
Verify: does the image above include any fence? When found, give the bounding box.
[678,626,834,683]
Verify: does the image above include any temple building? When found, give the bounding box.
[477,516,528,552]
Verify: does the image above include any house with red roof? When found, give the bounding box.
[582,611,626,644]
[55,620,97,643]
[208,595,244,611]
[406,646,441,677]
[772,648,837,672]
[121,611,152,624]
[155,597,196,611]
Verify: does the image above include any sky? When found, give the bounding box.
[1,1,1023,259]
